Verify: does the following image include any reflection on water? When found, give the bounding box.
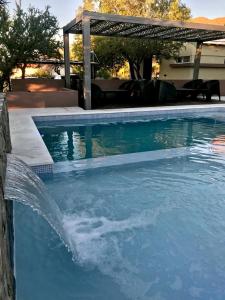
[38,117,225,162]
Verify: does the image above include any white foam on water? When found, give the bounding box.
[62,203,175,300]
[6,155,177,299]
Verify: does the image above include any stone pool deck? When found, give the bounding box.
[9,103,225,174]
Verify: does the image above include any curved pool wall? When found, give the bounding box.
[0,94,15,300]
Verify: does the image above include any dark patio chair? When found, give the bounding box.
[183,79,203,89]
[118,80,135,102]
[127,80,147,104]
[201,80,220,101]
[142,80,158,104]
[181,79,204,99]
[142,80,176,104]
[91,83,104,108]
[92,82,131,107]
[159,81,177,103]
[119,80,134,91]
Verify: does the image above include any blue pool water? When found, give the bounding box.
[38,116,225,162]
[13,114,225,300]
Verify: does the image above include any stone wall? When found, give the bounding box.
[0,93,15,300]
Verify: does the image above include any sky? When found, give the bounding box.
[8,0,225,28]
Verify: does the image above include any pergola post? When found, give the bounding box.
[63,32,71,88]
[82,15,92,110]
[193,41,203,80]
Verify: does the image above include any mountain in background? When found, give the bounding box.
[191,17,225,26]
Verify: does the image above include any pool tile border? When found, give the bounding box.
[31,164,53,176]
[34,106,225,124]
[53,147,193,174]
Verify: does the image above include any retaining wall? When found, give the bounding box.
[0,94,14,300]
[11,78,65,92]
[8,79,78,108]
[7,89,79,108]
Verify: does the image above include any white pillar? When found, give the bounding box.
[82,16,92,110]
[63,32,71,88]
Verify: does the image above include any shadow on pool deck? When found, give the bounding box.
[94,97,225,110]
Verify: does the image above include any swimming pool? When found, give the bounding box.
[37,116,225,162]
[13,113,225,300]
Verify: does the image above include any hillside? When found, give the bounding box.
[191,17,225,26]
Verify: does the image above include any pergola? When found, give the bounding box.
[63,10,225,109]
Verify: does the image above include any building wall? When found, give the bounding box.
[160,42,225,80]
[200,44,225,64]
[160,58,193,80]
[198,68,225,80]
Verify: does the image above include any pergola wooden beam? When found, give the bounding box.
[65,11,225,37]
[67,11,224,33]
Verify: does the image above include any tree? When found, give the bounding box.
[0,6,61,90]
[98,0,191,79]
[0,0,7,7]
[73,0,191,79]
[76,0,95,15]
[93,37,125,73]
[0,8,15,90]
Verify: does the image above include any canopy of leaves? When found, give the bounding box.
[0,6,61,89]
[97,0,191,19]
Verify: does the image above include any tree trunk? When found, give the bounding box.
[2,73,11,92]
[0,77,3,92]
[128,59,136,80]
[135,63,142,80]
[8,76,12,91]
[143,55,153,80]
[21,64,27,79]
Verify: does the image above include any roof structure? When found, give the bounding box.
[63,11,225,109]
[64,11,225,42]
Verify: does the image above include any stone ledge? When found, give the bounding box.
[0,94,15,300]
